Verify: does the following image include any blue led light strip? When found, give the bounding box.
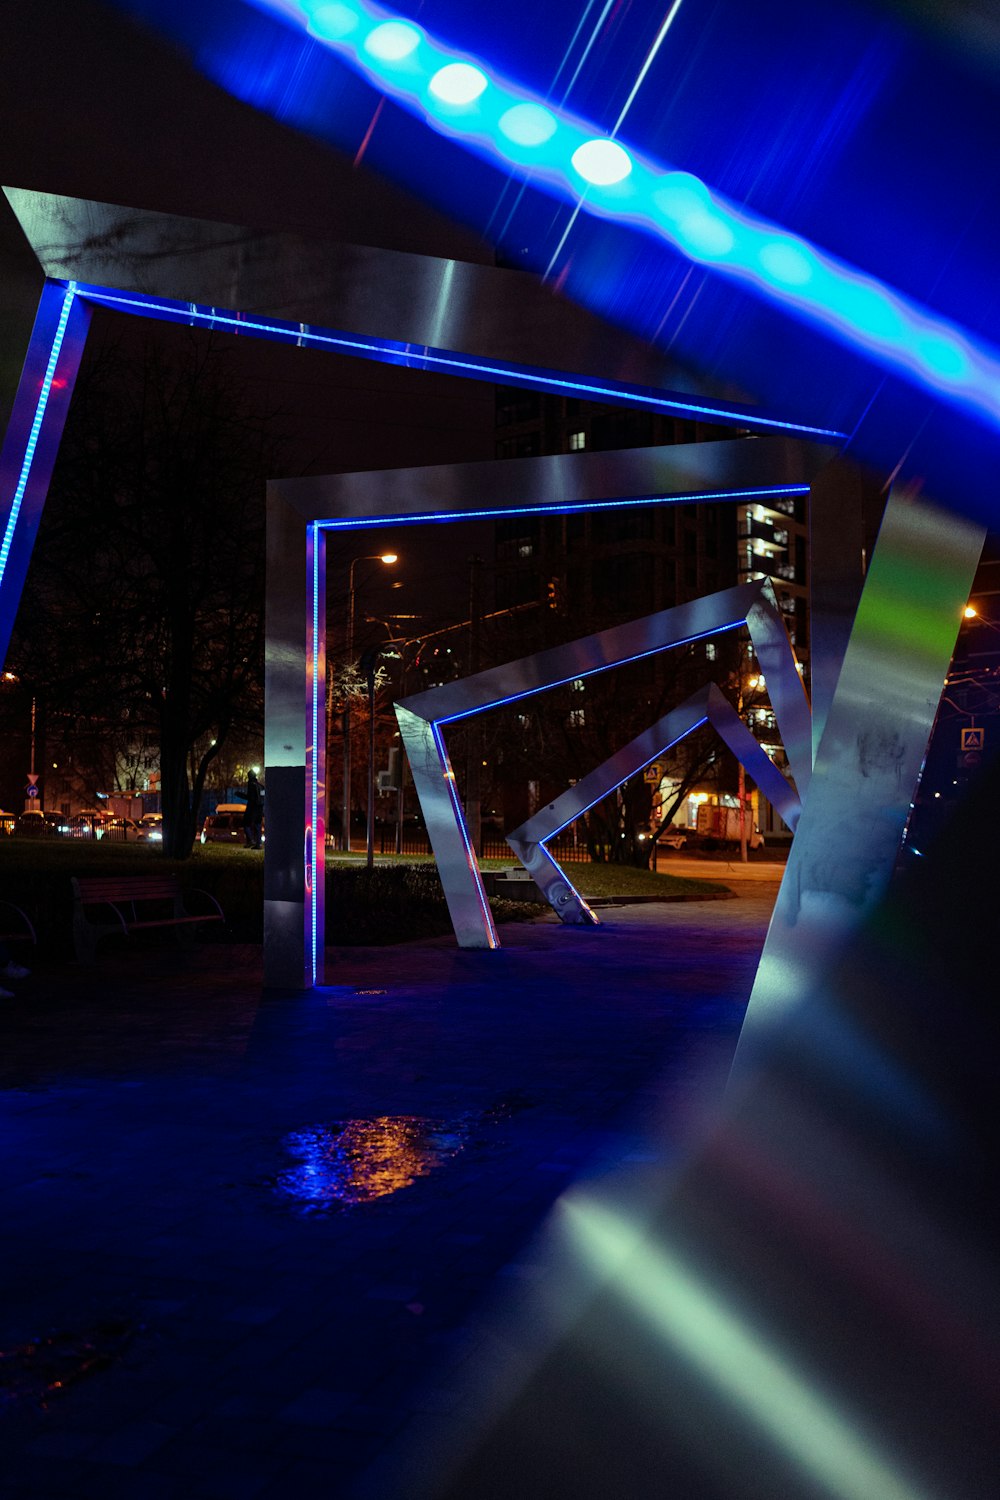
[0,284,77,583]
[244,0,1000,432]
[544,722,706,840]
[435,624,742,724]
[533,842,594,920]
[319,487,810,531]
[430,720,498,945]
[73,284,843,440]
[309,522,321,981]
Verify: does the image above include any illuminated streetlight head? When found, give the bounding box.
[380,552,398,564]
[964,605,977,618]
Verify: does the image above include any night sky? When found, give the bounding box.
[0,0,508,631]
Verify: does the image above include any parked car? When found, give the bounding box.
[137,813,163,843]
[65,811,108,839]
[15,808,56,837]
[200,805,247,845]
[659,827,688,849]
[104,816,141,843]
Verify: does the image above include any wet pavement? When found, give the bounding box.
[0,891,777,1498]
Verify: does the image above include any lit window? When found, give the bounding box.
[705,641,717,661]
[569,431,586,450]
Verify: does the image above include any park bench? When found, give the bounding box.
[0,899,37,949]
[71,874,225,964]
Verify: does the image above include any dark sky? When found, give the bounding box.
[0,0,506,630]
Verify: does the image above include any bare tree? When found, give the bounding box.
[10,332,285,857]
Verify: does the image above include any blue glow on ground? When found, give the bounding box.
[74,284,842,438]
[243,0,1000,432]
[0,285,77,585]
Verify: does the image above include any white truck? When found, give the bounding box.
[695,804,764,850]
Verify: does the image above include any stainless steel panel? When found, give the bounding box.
[5,187,740,403]
[264,488,311,988]
[746,581,813,799]
[732,486,984,1079]
[396,706,498,950]
[0,282,91,666]
[507,680,801,925]
[271,436,832,524]
[399,580,805,945]
[808,460,886,761]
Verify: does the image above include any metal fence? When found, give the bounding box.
[355,830,599,862]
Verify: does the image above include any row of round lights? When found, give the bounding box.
[291,0,986,406]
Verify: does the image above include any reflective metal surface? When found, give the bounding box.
[271,436,831,529]
[284,438,823,969]
[0,190,831,989]
[508,679,802,924]
[4,188,786,422]
[732,486,984,1079]
[0,282,90,665]
[396,706,498,950]
[263,490,312,989]
[807,459,885,760]
[398,579,807,947]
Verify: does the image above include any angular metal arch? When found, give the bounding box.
[396,578,810,946]
[506,680,803,929]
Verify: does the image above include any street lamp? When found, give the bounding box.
[341,553,397,852]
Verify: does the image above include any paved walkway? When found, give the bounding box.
[0,890,777,1499]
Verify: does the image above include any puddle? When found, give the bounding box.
[275,1116,468,1212]
[0,1320,136,1413]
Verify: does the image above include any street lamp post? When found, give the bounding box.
[342,552,397,852]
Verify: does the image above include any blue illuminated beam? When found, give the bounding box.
[0,281,91,667]
[318,486,810,533]
[506,644,806,925]
[72,282,839,440]
[244,0,1000,435]
[396,580,791,949]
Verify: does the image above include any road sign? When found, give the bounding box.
[643,762,662,784]
[961,726,985,751]
[25,784,38,797]
[27,773,38,785]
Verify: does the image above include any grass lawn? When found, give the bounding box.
[0,838,731,953]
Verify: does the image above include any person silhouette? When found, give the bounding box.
[243,770,263,849]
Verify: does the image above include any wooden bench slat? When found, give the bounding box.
[71,874,226,963]
[127,915,223,931]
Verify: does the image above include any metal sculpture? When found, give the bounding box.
[0,191,983,1012]
[0,188,828,988]
[396,578,810,945]
[506,681,802,928]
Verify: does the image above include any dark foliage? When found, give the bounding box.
[10,332,285,857]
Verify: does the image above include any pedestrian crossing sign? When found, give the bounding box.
[961,726,985,751]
